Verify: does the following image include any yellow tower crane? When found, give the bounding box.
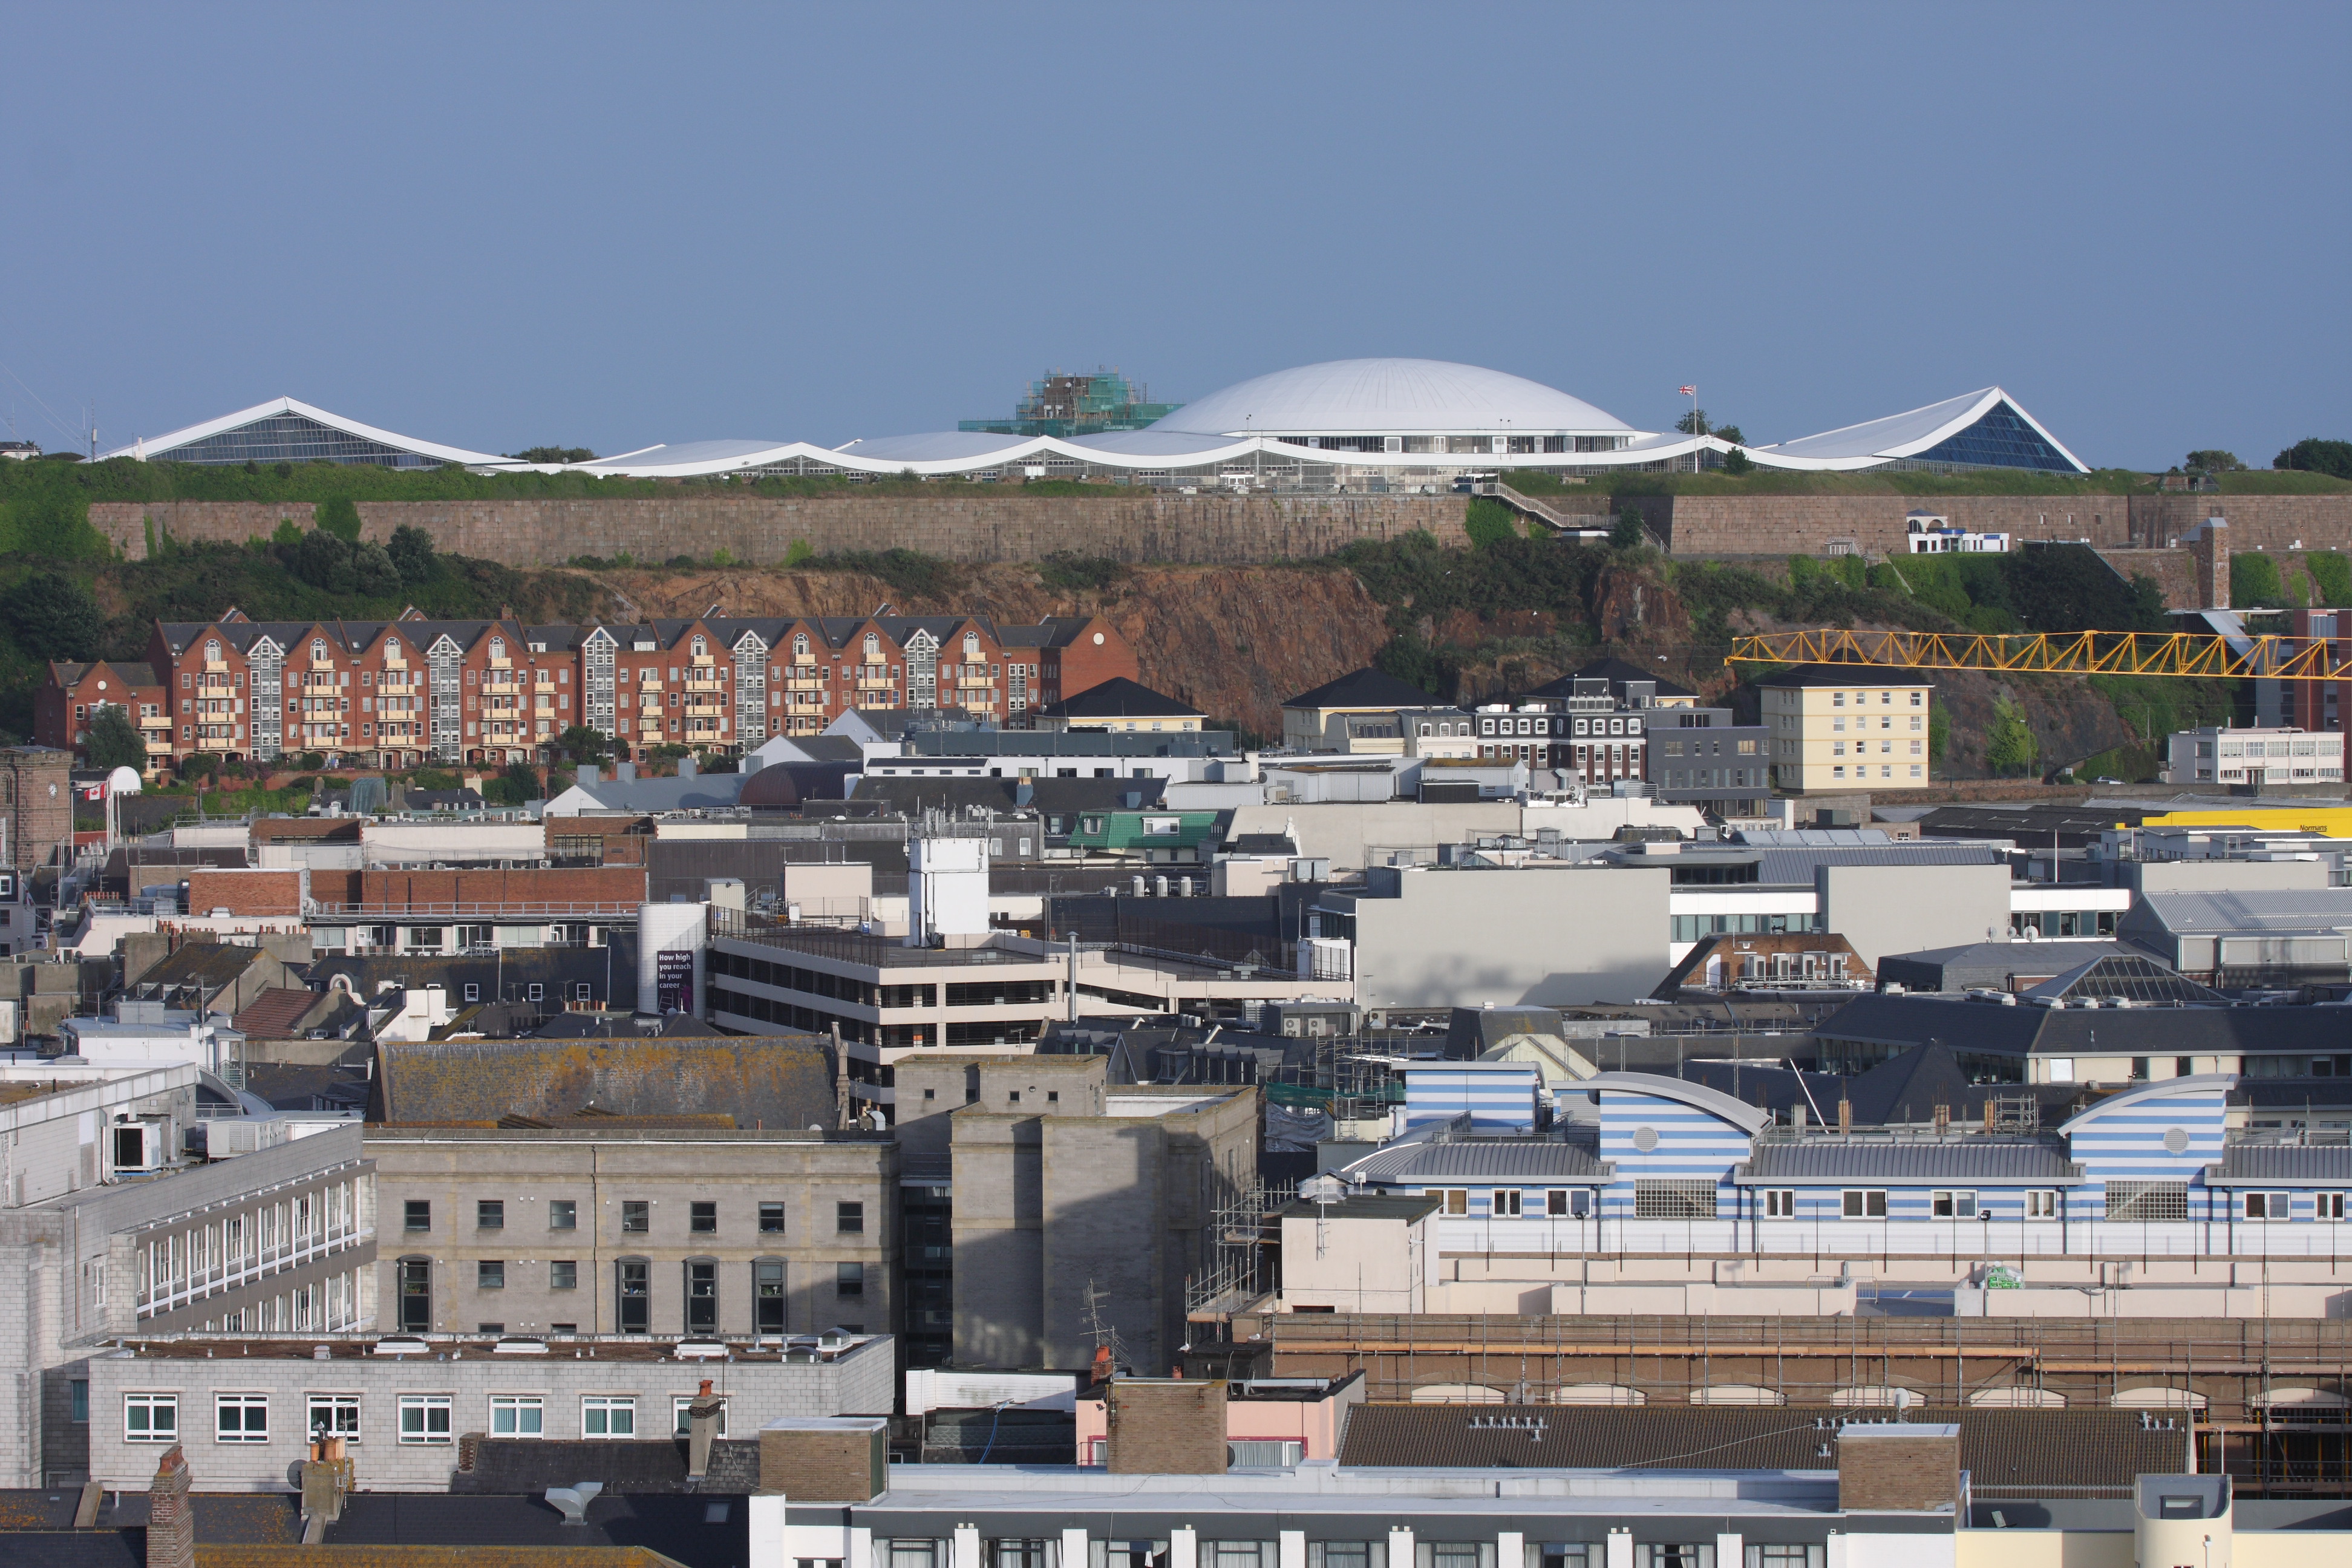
[1725,627,2350,681]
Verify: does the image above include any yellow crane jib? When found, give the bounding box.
[1725,629,2352,681]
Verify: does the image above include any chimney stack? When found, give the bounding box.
[1107,1379,1228,1475]
[147,1445,195,1568]
[1837,1423,1961,1513]
[757,1417,889,1501]
[687,1380,723,1481]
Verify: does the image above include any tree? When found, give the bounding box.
[560,724,612,765]
[2275,438,2352,480]
[387,524,437,584]
[315,497,364,542]
[1610,509,1648,550]
[350,542,402,596]
[2185,449,2244,473]
[1720,446,1754,476]
[509,446,598,464]
[1713,425,1745,446]
[1984,696,2038,777]
[85,703,145,772]
[5,572,103,660]
[289,527,352,590]
[1675,409,1712,436]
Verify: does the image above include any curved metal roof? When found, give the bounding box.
[1150,358,1633,437]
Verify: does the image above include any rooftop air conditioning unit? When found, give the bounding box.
[111,1119,166,1174]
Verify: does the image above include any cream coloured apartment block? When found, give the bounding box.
[1755,664,1934,795]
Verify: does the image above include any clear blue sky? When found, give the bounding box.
[2,4,2345,471]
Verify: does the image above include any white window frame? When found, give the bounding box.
[1492,1189,1523,1217]
[307,1393,361,1445]
[215,1392,269,1443]
[2322,1192,2348,1221]
[1842,1189,1888,1218]
[2245,1191,2291,1221]
[583,1395,636,1439]
[491,1395,544,1438]
[673,1394,729,1437]
[1931,1190,1978,1219]
[399,1394,453,1445]
[1763,1189,1797,1218]
[2025,1189,2059,1219]
[125,1392,178,1443]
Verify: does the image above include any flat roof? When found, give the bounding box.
[106,1331,885,1363]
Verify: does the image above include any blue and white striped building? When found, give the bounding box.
[1334,1073,2352,1261]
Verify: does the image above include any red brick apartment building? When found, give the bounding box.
[34,608,1134,774]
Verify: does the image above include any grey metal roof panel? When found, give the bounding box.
[1752,844,2005,884]
[2215,1144,2352,1181]
[1744,1138,2074,1181]
[2134,890,2352,935]
[1351,1139,1609,1180]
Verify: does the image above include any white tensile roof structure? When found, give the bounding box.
[101,396,512,469]
[103,362,2091,480]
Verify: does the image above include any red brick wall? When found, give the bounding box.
[1045,618,1141,705]
[186,869,304,917]
[309,865,647,912]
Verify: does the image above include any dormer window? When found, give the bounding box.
[794,633,809,657]
[864,633,880,657]
[385,637,400,658]
[490,638,506,659]
[310,639,325,660]
[206,640,221,661]
[964,633,980,658]
[692,635,707,657]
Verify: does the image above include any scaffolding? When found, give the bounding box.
[957,367,1179,440]
[1186,1183,1287,1321]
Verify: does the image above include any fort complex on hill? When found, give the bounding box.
[65,359,2351,567]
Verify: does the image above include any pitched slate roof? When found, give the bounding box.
[1749,662,1933,688]
[452,1436,761,1495]
[1033,676,1203,720]
[1281,667,1439,710]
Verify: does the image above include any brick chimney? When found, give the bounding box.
[1837,1422,1961,1512]
[147,1444,195,1568]
[1107,1379,1227,1475]
[756,1417,889,1501]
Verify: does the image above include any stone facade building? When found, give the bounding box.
[364,1124,898,1342]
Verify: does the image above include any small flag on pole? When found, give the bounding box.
[1677,386,1696,397]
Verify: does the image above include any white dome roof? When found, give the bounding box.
[1151,358,1633,437]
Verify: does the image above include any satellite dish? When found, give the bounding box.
[107,766,144,797]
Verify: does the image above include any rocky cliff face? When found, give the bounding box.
[590,563,1390,740]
